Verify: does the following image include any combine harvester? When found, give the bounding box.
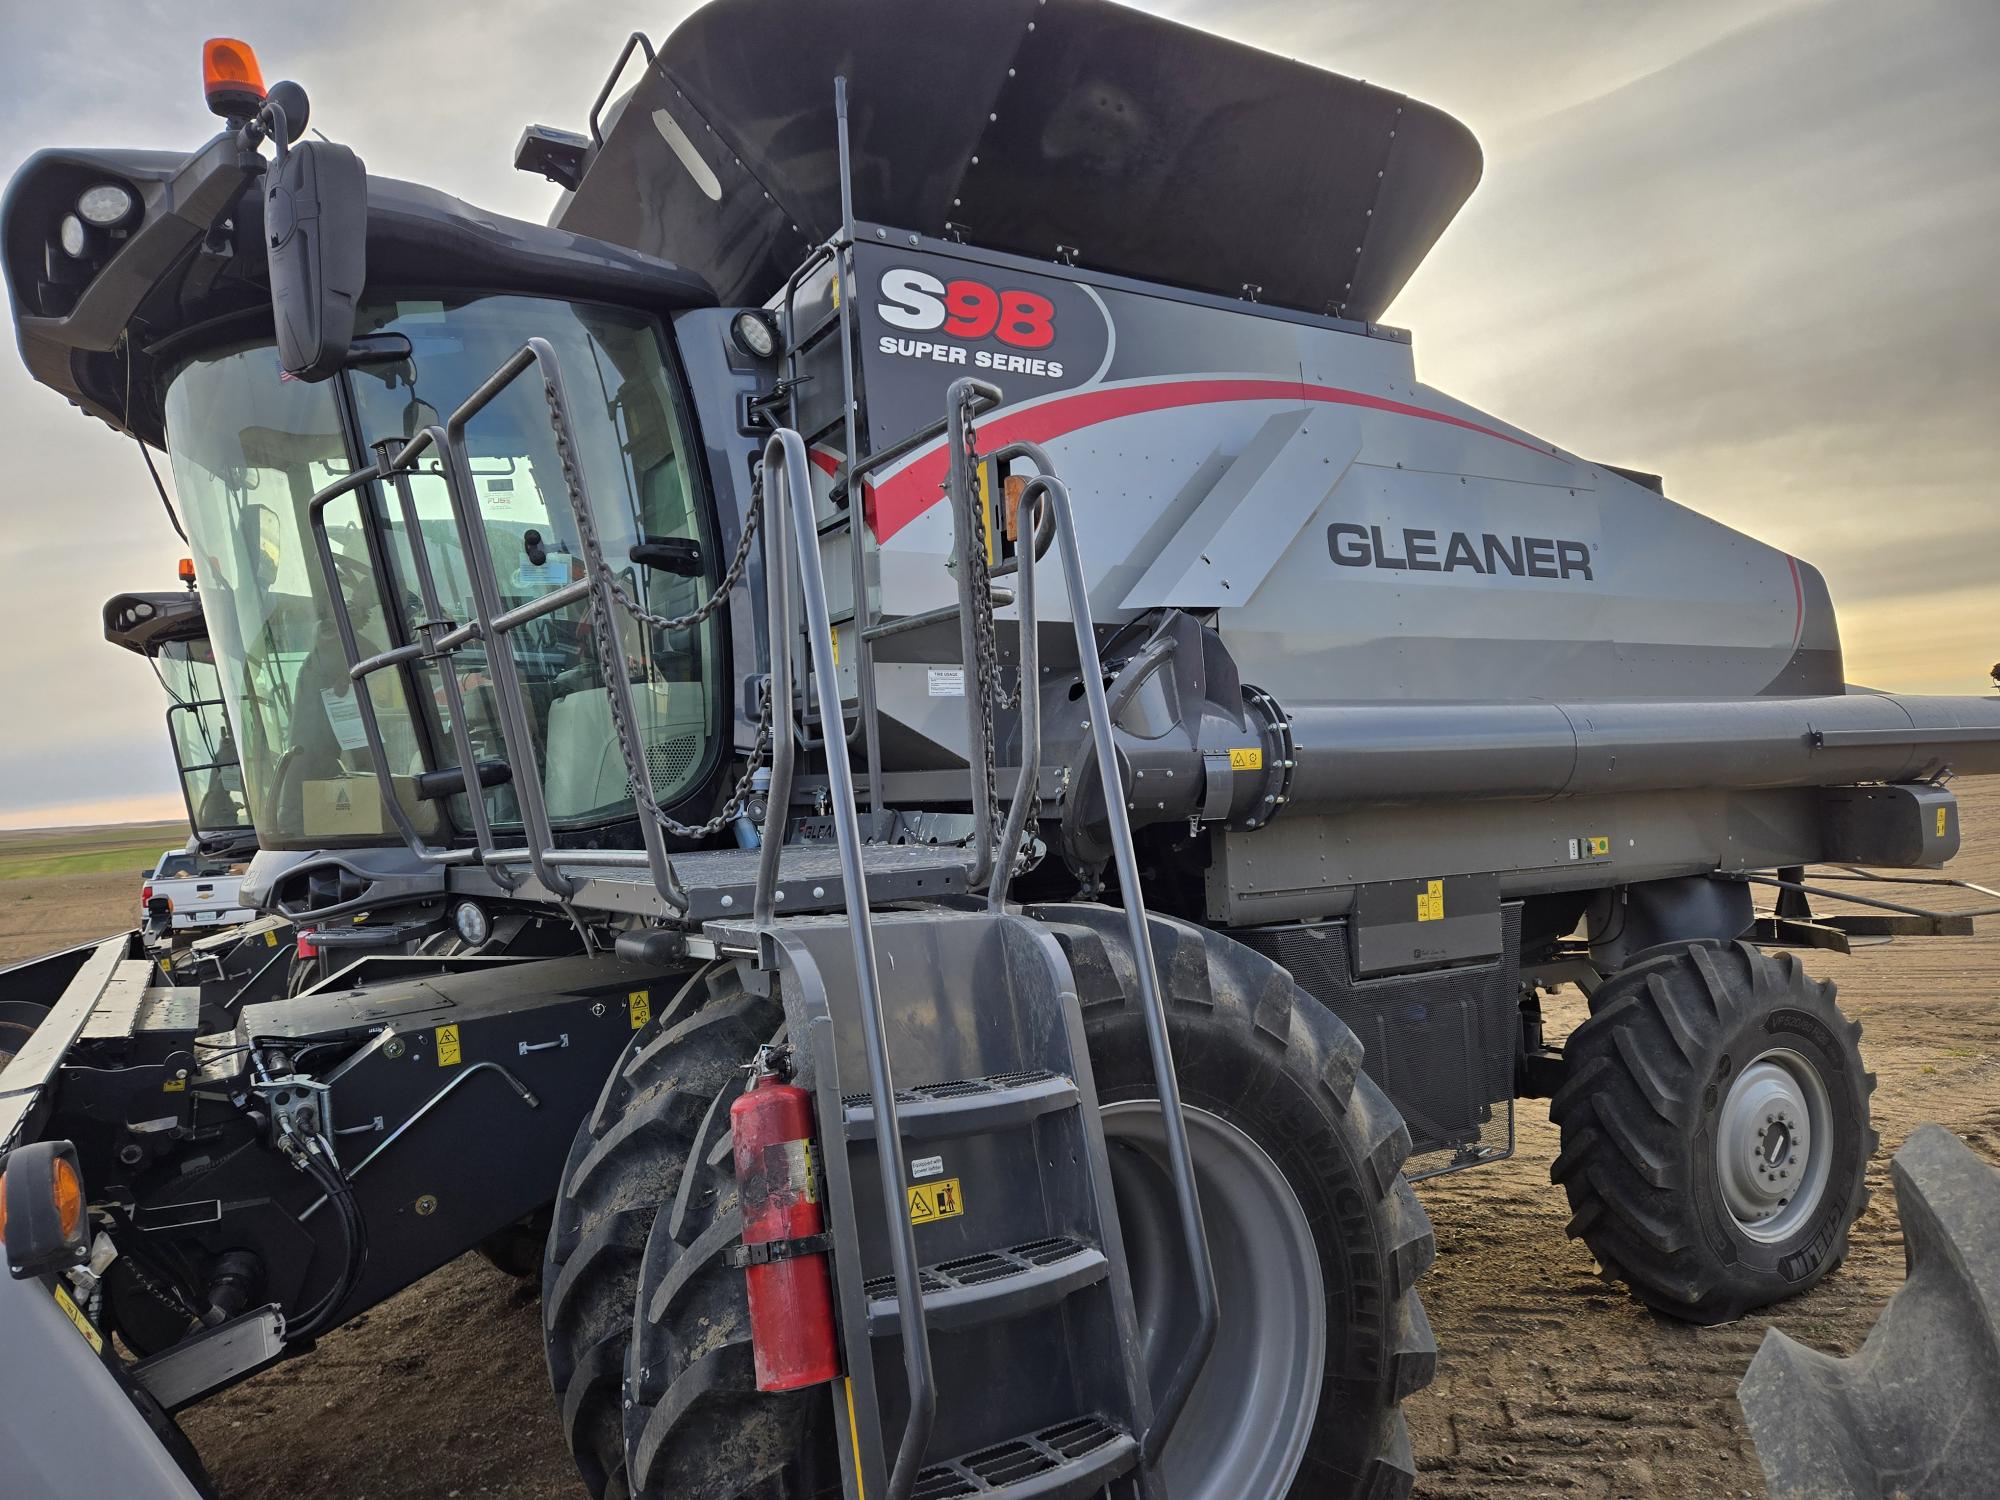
[102,583,259,953]
[3,3,1996,1496]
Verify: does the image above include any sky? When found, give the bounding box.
[0,0,1994,827]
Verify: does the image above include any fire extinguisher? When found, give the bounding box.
[727,1046,841,1392]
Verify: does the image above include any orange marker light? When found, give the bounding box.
[0,1156,84,1242]
[51,1157,83,1240]
[178,556,197,586]
[203,37,266,118]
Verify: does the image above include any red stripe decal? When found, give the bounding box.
[863,377,1551,541]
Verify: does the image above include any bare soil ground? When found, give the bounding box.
[0,868,142,965]
[17,791,2000,1499]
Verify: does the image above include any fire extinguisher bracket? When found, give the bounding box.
[726,1232,834,1269]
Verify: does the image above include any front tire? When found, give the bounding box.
[1046,905,1438,1500]
[612,909,1439,1500]
[1550,940,1877,1324]
[542,967,782,1499]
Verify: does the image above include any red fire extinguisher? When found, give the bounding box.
[729,1047,841,1392]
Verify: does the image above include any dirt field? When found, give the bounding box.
[14,792,1999,1498]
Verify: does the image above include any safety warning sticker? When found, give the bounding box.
[1415,879,1446,922]
[628,989,651,1029]
[54,1283,102,1352]
[908,1178,964,1224]
[436,1023,462,1067]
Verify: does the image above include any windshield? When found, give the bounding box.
[156,637,253,837]
[165,346,435,846]
[163,295,720,848]
[347,296,720,831]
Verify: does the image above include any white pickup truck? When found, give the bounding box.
[141,846,254,940]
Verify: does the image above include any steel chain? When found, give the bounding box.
[544,376,776,841]
[954,390,1026,879]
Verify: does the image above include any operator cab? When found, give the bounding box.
[103,585,255,856]
[7,74,739,860]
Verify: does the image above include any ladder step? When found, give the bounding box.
[863,1236,1108,1336]
[842,1069,1079,1142]
[913,1415,1139,1500]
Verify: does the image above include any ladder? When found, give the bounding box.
[720,395,1217,1498]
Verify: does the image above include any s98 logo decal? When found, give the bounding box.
[877,268,1056,348]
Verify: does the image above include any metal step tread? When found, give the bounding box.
[842,1068,1079,1142]
[863,1235,1108,1336]
[550,841,973,921]
[914,1415,1138,1500]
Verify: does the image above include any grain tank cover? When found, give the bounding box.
[559,0,1483,320]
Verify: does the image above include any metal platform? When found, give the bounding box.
[547,841,974,922]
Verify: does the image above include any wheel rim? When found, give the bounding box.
[1715,1047,1835,1242]
[1100,1101,1325,1500]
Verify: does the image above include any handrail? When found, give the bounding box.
[304,461,472,869]
[588,31,655,146]
[754,429,936,1500]
[955,409,1219,1462]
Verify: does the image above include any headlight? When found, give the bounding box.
[453,900,491,947]
[730,309,780,360]
[76,183,136,228]
[57,214,87,258]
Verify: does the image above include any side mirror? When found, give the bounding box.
[629,536,704,577]
[266,139,367,381]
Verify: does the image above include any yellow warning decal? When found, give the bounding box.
[158,956,172,971]
[1586,835,1611,857]
[1416,879,1446,922]
[436,1023,462,1067]
[265,929,280,947]
[163,1078,186,1094]
[831,626,842,669]
[1937,807,1949,837]
[53,1283,102,1353]
[908,1178,964,1225]
[1229,747,1263,771]
[629,989,652,1030]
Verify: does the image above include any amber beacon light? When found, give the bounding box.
[203,37,267,119]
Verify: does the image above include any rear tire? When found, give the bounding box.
[1550,940,1876,1324]
[542,966,782,1499]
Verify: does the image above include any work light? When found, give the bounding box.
[731,309,780,360]
[57,214,87,258]
[76,183,136,229]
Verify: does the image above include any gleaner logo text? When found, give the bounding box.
[1328,524,1594,581]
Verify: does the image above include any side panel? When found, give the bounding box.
[1208,786,1826,927]
[840,235,1836,775]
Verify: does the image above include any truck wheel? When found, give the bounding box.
[542,966,782,1500]
[1048,905,1439,1500]
[1551,940,1876,1324]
